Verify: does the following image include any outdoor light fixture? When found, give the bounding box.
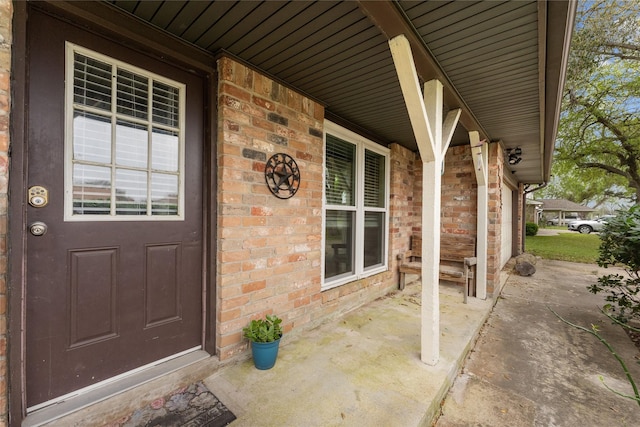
[505,147,522,165]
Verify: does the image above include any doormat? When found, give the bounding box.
[112,381,236,427]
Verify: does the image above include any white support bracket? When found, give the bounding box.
[389,35,436,161]
[442,109,462,158]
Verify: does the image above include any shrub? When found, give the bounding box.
[589,206,640,322]
[525,222,539,236]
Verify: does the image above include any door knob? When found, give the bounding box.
[29,221,48,236]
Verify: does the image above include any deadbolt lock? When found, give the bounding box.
[29,221,48,236]
[28,185,48,208]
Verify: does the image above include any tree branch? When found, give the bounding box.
[577,162,630,178]
[601,42,640,53]
[549,307,640,407]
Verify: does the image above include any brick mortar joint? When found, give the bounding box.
[219,72,319,127]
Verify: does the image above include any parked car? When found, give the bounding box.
[547,215,581,226]
[567,216,614,234]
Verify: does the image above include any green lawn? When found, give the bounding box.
[525,233,601,264]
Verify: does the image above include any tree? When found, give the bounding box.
[540,164,629,209]
[552,0,640,206]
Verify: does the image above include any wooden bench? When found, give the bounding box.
[398,234,477,303]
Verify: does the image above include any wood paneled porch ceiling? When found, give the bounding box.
[104,0,575,184]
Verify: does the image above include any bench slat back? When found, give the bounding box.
[441,235,475,261]
[410,234,475,261]
[410,235,422,258]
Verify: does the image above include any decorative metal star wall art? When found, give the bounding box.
[264,153,301,199]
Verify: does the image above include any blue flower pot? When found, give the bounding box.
[251,339,281,370]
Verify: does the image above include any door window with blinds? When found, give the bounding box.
[323,121,389,289]
[64,43,185,221]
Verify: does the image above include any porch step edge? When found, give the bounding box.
[23,349,211,427]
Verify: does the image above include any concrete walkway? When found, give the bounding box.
[437,259,640,426]
[536,227,574,236]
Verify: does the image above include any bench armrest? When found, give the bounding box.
[397,251,414,262]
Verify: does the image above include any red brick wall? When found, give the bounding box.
[410,145,479,236]
[404,143,482,290]
[0,1,10,425]
[441,145,478,236]
[486,143,505,293]
[216,57,399,360]
[412,150,423,233]
[515,183,525,255]
[389,143,418,285]
[216,57,325,360]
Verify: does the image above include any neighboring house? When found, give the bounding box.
[539,199,595,224]
[525,198,544,225]
[0,1,575,424]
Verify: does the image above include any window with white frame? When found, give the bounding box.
[323,121,389,288]
[65,43,185,221]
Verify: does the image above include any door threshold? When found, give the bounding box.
[23,349,210,427]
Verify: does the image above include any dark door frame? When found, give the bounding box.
[9,1,218,422]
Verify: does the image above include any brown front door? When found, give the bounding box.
[25,11,204,408]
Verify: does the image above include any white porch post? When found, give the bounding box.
[389,35,460,365]
[470,131,488,300]
[421,80,443,365]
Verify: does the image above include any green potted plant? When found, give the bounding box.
[243,314,283,370]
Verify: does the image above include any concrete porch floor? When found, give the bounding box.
[36,273,498,427]
[206,277,495,427]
